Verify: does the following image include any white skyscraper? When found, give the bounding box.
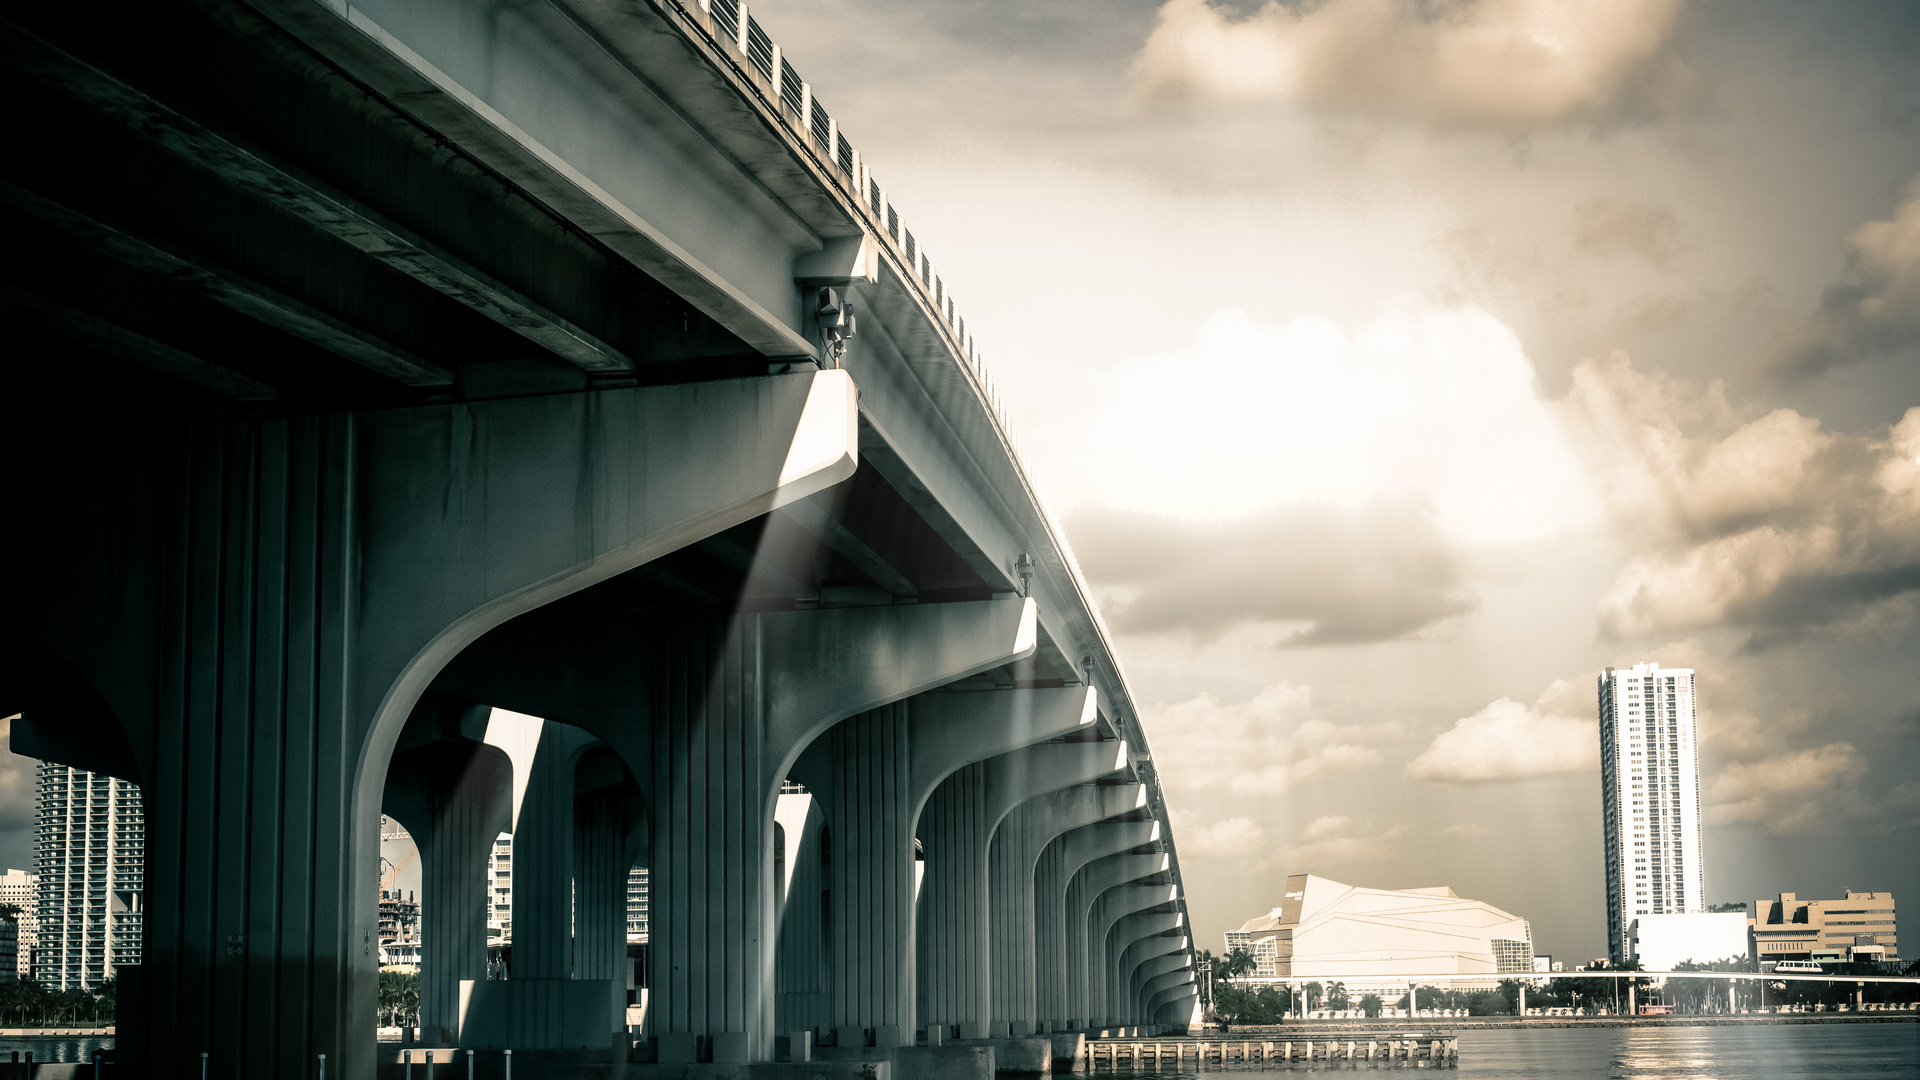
[36,762,145,990]
[1600,662,1704,963]
[0,868,38,979]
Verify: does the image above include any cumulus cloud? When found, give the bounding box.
[1186,815,1270,857]
[1070,501,1472,644]
[1148,684,1401,794]
[1563,354,1920,638]
[1405,679,1598,781]
[1068,304,1596,545]
[1779,174,1920,375]
[1129,0,1691,130]
[1572,198,1685,267]
[1706,743,1867,835]
[1282,815,1406,865]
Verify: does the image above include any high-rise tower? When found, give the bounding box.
[1599,662,1703,963]
[35,762,145,990]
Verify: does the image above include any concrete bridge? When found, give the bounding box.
[0,0,1196,1074]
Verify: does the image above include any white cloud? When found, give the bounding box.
[1129,0,1689,130]
[1563,355,1920,638]
[1187,815,1270,857]
[1781,173,1920,374]
[1148,684,1401,795]
[1069,303,1596,546]
[1707,743,1868,835]
[1281,815,1407,866]
[1405,680,1598,782]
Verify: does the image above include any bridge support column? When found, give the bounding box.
[645,600,1038,1063]
[1088,889,1178,1027]
[382,702,512,1045]
[1067,852,1168,1029]
[917,740,1130,1039]
[988,783,1144,1035]
[6,371,860,1080]
[1050,830,1162,1031]
[1108,919,1185,1026]
[787,688,1098,1046]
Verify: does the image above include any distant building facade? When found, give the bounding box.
[1749,891,1897,965]
[488,833,512,945]
[0,867,38,979]
[627,866,649,943]
[1600,662,1703,962]
[1226,873,1534,991]
[378,889,420,966]
[36,763,144,991]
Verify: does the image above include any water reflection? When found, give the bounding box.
[0,1037,115,1064]
[1084,1025,1920,1078]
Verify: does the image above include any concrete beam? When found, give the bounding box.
[0,18,633,375]
[0,180,450,386]
[245,0,820,358]
[0,281,278,401]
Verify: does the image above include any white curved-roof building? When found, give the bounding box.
[1224,874,1534,991]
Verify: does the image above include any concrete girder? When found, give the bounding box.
[0,179,450,386]
[917,741,1131,1038]
[780,687,1095,1045]
[1144,972,1197,1014]
[1087,888,1180,1027]
[990,784,1147,1034]
[3,369,855,1080]
[0,280,279,402]
[1063,849,1167,1028]
[0,17,629,377]
[246,0,821,359]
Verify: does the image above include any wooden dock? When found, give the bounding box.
[1085,1034,1459,1069]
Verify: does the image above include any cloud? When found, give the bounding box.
[1706,743,1868,835]
[1405,680,1598,782]
[1563,354,1920,638]
[1129,0,1691,130]
[1147,684,1401,794]
[1070,501,1473,644]
[0,716,37,838]
[1064,304,1596,545]
[1779,174,1920,375]
[1282,815,1407,865]
[1187,815,1270,857]
[1572,198,1685,267]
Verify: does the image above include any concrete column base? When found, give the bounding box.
[989,1022,1011,1038]
[1048,1033,1086,1073]
[959,1022,990,1040]
[947,1038,1051,1076]
[925,1025,945,1046]
[834,1027,869,1050]
[788,1031,813,1062]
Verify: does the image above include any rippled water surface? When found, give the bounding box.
[1088,1024,1919,1079]
[0,1036,114,1063]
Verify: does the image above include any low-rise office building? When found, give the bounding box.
[1749,890,1897,965]
[1226,873,1535,992]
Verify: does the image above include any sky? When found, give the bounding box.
[748,0,1920,963]
[2,0,1915,970]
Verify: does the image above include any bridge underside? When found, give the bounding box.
[0,0,1195,1074]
